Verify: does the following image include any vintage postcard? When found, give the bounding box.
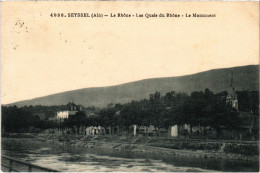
[1,1,259,172]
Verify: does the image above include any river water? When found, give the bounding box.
[1,139,259,172]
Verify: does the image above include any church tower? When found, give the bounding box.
[226,70,238,110]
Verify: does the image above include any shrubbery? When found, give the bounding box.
[150,141,222,151]
[224,143,259,156]
[151,141,259,156]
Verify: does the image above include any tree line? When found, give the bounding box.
[2,89,259,137]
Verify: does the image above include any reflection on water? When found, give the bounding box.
[29,154,204,172]
[1,139,259,172]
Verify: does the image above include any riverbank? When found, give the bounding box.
[2,133,259,162]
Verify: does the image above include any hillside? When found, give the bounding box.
[7,65,259,108]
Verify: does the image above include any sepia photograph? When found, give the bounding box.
[1,1,259,172]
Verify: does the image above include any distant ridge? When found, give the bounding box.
[6,65,259,108]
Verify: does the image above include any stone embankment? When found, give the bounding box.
[2,133,259,162]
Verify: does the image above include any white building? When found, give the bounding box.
[57,102,81,121]
[85,126,105,136]
[169,124,191,137]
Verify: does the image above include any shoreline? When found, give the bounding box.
[2,133,259,162]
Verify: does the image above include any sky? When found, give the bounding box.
[1,1,259,104]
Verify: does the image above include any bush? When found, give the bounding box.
[204,143,222,150]
[150,141,222,151]
[224,143,259,156]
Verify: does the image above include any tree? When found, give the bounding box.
[2,106,33,132]
[99,107,117,134]
[120,104,135,133]
[208,102,240,138]
[64,111,87,134]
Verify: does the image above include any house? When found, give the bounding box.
[138,125,155,134]
[85,126,105,136]
[169,124,191,137]
[56,102,82,122]
[224,72,259,140]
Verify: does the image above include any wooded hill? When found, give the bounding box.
[7,65,259,108]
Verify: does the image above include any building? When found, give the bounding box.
[169,124,190,137]
[226,71,238,110]
[224,71,259,140]
[85,126,105,136]
[56,102,82,121]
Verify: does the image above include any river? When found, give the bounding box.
[1,139,259,172]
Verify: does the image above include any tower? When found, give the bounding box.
[226,70,238,110]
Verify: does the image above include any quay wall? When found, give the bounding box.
[2,133,259,161]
